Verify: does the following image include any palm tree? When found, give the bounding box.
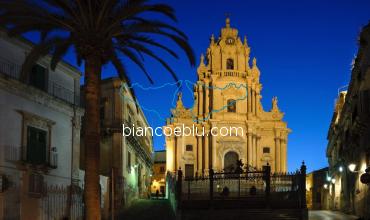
[0,0,195,219]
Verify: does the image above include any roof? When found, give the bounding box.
[153,150,166,163]
[0,29,81,76]
[307,167,328,175]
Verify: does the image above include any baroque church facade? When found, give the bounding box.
[165,18,290,176]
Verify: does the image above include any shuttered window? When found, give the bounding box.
[29,64,47,91]
[26,126,47,165]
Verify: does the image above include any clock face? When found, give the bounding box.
[226,37,235,45]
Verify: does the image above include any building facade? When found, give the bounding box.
[306,167,330,210]
[165,18,290,177]
[81,77,153,217]
[151,150,166,197]
[326,22,370,219]
[0,31,84,219]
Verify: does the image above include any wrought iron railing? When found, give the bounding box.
[214,70,247,78]
[167,163,307,210]
[0,57,20,79]
[49,147,58,169]
[41,184,84,220]
[2,145,58,169]
[0,56,79,106]
[122,120,153,168]
[3,145,22,162]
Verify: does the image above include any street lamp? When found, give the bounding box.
[360,167,370,185]
[326,176,332,182]
[323,184,328,189]
[348,163,357,172]
[339,166,343,172]
[331,178,336,184]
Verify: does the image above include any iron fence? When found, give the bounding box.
[167,162,307,210]
[41,184,84,220]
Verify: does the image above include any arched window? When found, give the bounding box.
[227,99,236,112]
[226,58,234,70]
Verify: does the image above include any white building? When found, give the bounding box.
[0,31,84,219]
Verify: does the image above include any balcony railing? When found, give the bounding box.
[49,147,58,169]
[122,121,153,168]
[214,70,247,78]
[2,145,58,169]
[0,56,80,106]
[3,145,22,162]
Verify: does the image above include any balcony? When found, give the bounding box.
[0,57,80,105]
[214,70,247,78]
[2,145,58,169]
[122,121,153,168]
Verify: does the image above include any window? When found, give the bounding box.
[227,99,236,112]
[186,144,193,151]
[29,64,47,91]
[159,166,165,173]
[100,99,105,126]
[263,147,270,154]
[26,126,47,165]
[127,151,131,171]
[28,173,44,197]
[127,107,134,126]
[226,58,234,70]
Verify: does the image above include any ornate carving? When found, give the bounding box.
[171,93,192,119]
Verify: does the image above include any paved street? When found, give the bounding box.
[309,210,359,220]
[119,199,175,220]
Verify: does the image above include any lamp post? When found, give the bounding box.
[360,167,370,185]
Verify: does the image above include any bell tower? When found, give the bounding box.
[195,17,262,120]
[205,17,251,72]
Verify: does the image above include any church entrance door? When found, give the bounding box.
[224,151,239,172]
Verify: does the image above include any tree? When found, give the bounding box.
[0,0,195,219]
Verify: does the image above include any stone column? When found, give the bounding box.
[254,91,258,115]
[166,137,175,171]
[252,134,257,168]
[174,136,178,171]
[280,138,287,172]
[247,83,251,113]
[251,87,255,115]
[204,81,209,118]
[176,135,183,170]
[211,124,217,169]
[204,131,209,171]
[197,135,203,173]
[275,137,281,172]
[247,132,253,166]
[198,83,203,119]
[256,135,261,169]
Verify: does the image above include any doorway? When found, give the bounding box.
[224,151,239,172]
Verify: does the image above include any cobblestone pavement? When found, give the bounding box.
[309,210,359,220]
[119,199,175,220]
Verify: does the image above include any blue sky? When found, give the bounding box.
[27,0,370,172]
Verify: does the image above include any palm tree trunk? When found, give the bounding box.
[84,55,102,220]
